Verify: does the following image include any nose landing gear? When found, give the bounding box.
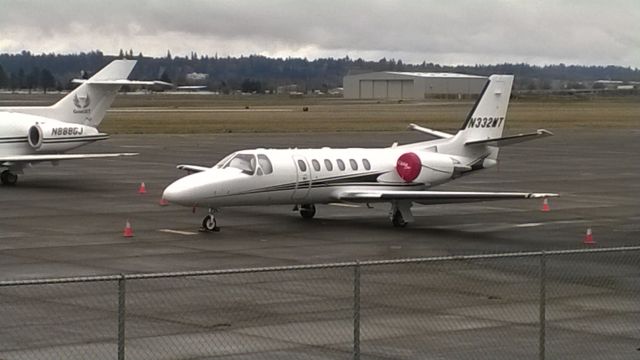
[201,210,220,232]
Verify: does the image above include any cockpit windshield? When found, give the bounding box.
[223,153,256,175]
[218,152,274,176]
[215,153,236,168]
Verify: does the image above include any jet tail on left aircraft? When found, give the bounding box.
[0,59,147,186]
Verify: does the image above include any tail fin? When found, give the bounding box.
[49,60,137,127]
[456,74,514,143]
[436,75,514,166]
[5,60,137,127]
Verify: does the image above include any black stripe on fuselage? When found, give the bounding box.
[42,135,109,144]
[0,136,28,144]
[218,181,425,198]
[240,171,385,194]
[236,171,423,196]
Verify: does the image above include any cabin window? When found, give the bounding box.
[257,154,273,175]
[297,159,307,172]
[349,159,358,170]
[312,159,321,171]
[363,159,371,170]
[337,159,345,171]
[224,153,256,175]
[324,159,333,171]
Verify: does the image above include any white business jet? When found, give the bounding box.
[163,75,557,230]
[0,59,150,185]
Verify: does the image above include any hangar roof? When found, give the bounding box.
[345,71,487,80]
[386,72,486,78]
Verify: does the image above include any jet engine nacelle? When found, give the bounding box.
[28,121,100,152]
[394,151,454,185]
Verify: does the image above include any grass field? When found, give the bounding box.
[2,93,638,133]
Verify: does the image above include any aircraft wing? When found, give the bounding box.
[177,164,210,173]
[338,190,558,205]
[0,153,138,165]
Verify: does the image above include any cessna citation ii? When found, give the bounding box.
[0,59,150,186]
[163,74,557,230]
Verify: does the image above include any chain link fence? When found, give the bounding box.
[1,246,639,359]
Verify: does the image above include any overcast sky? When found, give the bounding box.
[1,0,638,67]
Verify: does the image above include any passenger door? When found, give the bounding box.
[292,155,311,201]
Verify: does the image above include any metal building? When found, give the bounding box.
[343,72,487,99]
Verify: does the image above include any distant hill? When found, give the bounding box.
[0,50,639,93]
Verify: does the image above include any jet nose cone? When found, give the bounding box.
[163,179,192,205]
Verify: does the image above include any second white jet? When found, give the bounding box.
[163,74,557,230]
[0,59,154,186]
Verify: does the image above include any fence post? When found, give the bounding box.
[353,261,361,360]
[539,252,546,360]
[118,274,126,360]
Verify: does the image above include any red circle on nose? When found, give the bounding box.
[396,152,421,182]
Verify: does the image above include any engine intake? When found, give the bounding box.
[26,121,102,152]
[28,124,43,150]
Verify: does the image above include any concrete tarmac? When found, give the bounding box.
[0,129,638,359]
[1,129,638,279]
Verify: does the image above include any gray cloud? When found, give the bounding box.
[0,0,638,66]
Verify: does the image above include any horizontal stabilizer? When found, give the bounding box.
[339,190,558,205]
[177,164,210,173]
[0,153,138,164]
[408,123,453,139]
[465,129,553,146]
[71,79,168,86]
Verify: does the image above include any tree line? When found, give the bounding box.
[1,50,639,93]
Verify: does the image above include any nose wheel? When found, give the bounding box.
[201,213,220,232]
[1,170,18,186]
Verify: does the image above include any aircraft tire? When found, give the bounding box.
[202,214,217,231]
[300,204,316,219]
[0,171,17,186]
[392,210,407,228]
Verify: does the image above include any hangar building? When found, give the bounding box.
[343,72,487,99]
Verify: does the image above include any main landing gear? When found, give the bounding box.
[390,201,414,228]
[1,170,18,186]
[391,209,408,228]
[299,204,316,219]
[201,210,220,232]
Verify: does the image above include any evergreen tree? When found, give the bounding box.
[40,68,55,93]
[160,70,171,83]
[0,64,7,89]
[26,67,40,93]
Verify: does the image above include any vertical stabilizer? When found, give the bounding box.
[435,75,514,165]
[456,75,514,142]
[48,60,137,127]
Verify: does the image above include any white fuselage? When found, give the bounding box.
[163,142,466,208]
[0,111,104,157]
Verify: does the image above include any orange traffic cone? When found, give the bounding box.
[159,198,169,206]
[583,227,595,245]
[541,198,551,212]
[138,182,147,194]
[123,219,134,237]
